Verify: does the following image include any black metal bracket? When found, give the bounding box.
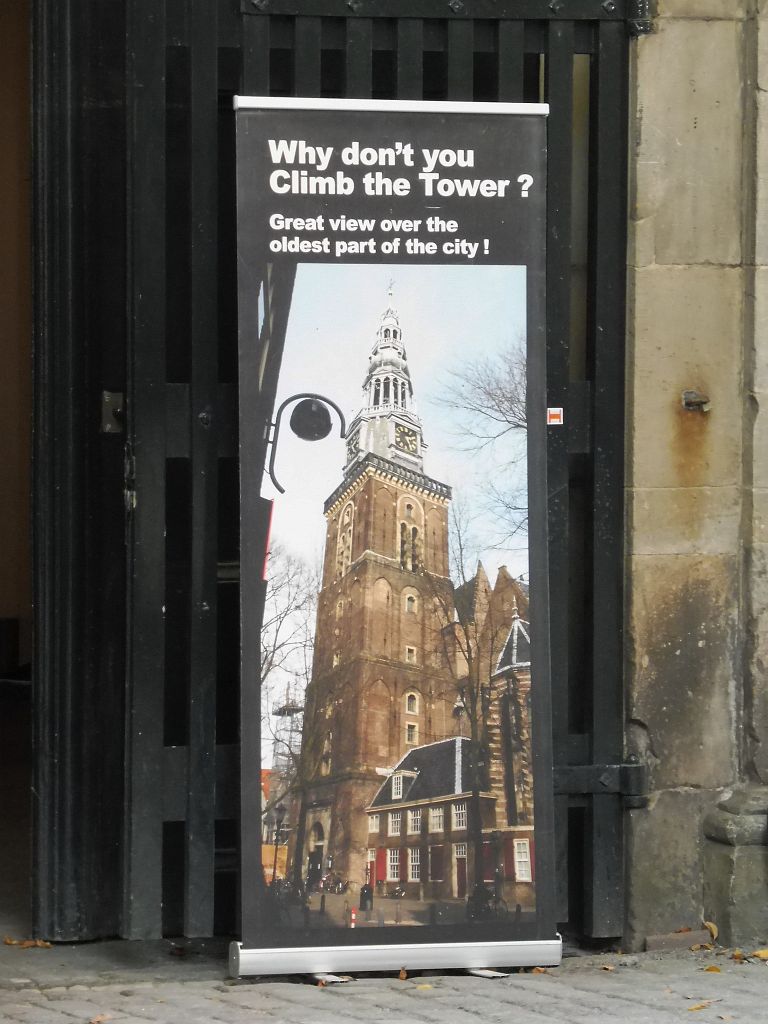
[627,0,654,36]
[553,761,650,808]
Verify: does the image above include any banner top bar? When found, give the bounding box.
[233,96,549,116]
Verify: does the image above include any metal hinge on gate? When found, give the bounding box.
[123,444,137,514]
[553,761,650,809]
[627,0,655,36]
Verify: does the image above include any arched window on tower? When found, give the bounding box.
[400,522,408,570]
[373,379,381,406]
[336,503,354,577]
[401,382,407,408]
[384,328,390,339]
[383,377,390,404]
[411,526,419,572]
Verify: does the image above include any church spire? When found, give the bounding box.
[343,289,427,474]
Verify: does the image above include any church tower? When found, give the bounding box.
[297,292,460,886]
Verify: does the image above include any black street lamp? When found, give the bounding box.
[271,802,287,885]
[266,393,346,494]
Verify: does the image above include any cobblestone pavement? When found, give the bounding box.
[1,946,766,1024]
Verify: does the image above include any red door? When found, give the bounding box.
[376,847,387,886]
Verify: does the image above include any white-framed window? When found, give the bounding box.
[368,813,380,834]
[408,847,421,882]
[452,801,467,830]
[332,651,340,667]
[388,848,400,881]
[405,691,418,714]
[405,593,417,614]
[389,811,401,836]
[407,808,421,835]
[391,774,403,799]
[455,842,467,858]
[429,806,444,833]
[405,645,416,664]
[406,722,418,745]
[514,838,532,882]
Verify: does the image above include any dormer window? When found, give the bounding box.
[391,774,403,799]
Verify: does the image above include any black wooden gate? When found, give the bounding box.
[34,0,647,942]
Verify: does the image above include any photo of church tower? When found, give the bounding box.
[291,292,461,889]
[263,270,537,926]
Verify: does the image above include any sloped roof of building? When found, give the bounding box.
[495,596,531,672]
[368,736,472,808]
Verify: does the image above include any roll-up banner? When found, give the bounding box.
[232,97,558,977]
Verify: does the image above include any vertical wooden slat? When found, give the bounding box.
[294,16,322,96]
[184,0,219,937]
[345,17,373,98]
[446,19,473,101]
[545,21,574,763]
[124,0,167,939]
[242,11,270,95]
[396,19,423,100]
[586,19,628,938]
[544,21,575,935]
[497,20,524,101]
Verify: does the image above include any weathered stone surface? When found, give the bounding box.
[746,544,768,782]
[626,554,738,790]
[631,20,744,267]
[624,788,721,952]
[657,0,747,17]
[751,268,768,392]
[628,266,743,491]
[704,788,768,946]
[629,486,741,556]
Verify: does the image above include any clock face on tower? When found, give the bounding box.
[394,424,418,454]
[346,431,359,462]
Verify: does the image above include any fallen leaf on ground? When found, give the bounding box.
[316,979,326,988]
[750,949,768,960]
[532,967,548,974]
[731,950,744,962]
[703,966,721,973]
[89,1016,112,1024]
[416,983,433,989]
[676,927,693,934]
[3,937,19,946]
[601,965,615,972]
[14,939,52,949]
[691,943,714,952]
[704,921,719,943]
[398,968,408,981]
[688,1001,715,1012]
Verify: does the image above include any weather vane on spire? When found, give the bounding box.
[387,277,395,303]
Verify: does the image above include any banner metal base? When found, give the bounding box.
[229,936,562,978]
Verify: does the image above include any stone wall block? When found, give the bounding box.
[703,788,768,947]
[751,270,768,392]
[657,0,747,17]
[625,788,722,951]
[632,20,743,267]
[629,266,743,490]
[629,486,740,557]
[627,554,738,791]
